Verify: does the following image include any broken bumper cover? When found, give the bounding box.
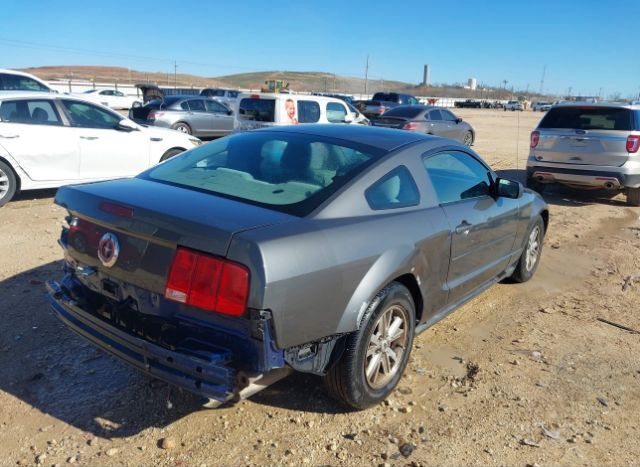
[46,280,282,403]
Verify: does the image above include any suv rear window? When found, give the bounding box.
[144,132,385,216]
[539,107,634,131]
[239,98,275,122]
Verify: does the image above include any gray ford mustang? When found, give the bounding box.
[48,125,548,409]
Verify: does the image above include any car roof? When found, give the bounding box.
[0,91,58,100]
[238,93,348,104]
[553,101,640,110]
[253,124,434,152]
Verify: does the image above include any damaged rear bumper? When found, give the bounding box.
[46,279,289,403]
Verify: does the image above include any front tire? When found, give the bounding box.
[171,122,192,135]
[324,282,415,410]
[510,216,544,283]
[0,160,17,207]
[160,148,185,162]
[626,187,640,206]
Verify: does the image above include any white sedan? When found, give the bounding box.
[0,92,201,206]
[80,89,140,110]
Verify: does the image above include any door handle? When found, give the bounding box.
[455,221,472,235]
[80,136,99,140]
[0,134,19,139]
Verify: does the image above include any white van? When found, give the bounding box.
[234,93,362,132]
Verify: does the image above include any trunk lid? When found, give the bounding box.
[370,116,408,129]
[56,177,295,294]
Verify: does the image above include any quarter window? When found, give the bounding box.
[423,151,491,204]
[0,99,62,125]
[238,98,275,122]
[62,100,121,129]
[429,109,443,121]
[326,102,348,123]
[441,110,457,121]
[366,166,420,210]
[297,100,320,123]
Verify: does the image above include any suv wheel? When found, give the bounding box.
[323,282,415,410]
[0,160,17,208]
[627,187,640,206]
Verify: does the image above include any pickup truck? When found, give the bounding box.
[356,92,420,118]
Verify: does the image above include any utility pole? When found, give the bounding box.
[539,65,546,95]
[174,61,178,89]
[364,54,369,96]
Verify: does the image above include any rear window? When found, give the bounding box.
[239,98,275,122]
[383,107,424,118]
[372,93,397,102]
[0,73,49,92]
[144,132,385,216]
[539,107,633,131]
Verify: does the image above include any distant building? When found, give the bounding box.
[422,65,430,86]
[468,78,477,91]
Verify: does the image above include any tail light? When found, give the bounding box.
[148,111,164,121]
[530,131,540,149]
[403,122,418,131]
[165,247,250,316]
[627,135,640,153]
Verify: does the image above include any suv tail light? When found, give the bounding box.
[403,122,418,131]
[627,135,640,153]
[530,131,540,149]
[165,247,250,316]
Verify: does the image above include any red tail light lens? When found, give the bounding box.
[530,131,540,149]
[403,122,418,131]
[147,111,156,121]
[627,135,640,153]
[165,247,249,316]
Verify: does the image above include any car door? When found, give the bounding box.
[425,109,447,136]
[204,99,233,136]
[60,99,149,180]
[0,98,81,181]
[440,109,463,141]
[423,150,520,303]
[184,99,211,135]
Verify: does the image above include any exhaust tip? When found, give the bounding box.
[536,176,545,182]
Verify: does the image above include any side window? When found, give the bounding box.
[297,100,320,123]
[205,100,228,113]
[429,109,443,121]
[441,110,457,121]
[0,99,62,125]
[187,99,206,111]
[423,151,491,204]
[114,91,124,97]
[326,102,348,123]
[0,73,49,92]
[366,166,420,210]
[228,91,239,98]
[62,100,121,129]
[180,101,190,110]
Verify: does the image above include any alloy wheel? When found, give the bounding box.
[364,305,410,389]
[525,225,541,272]
[0,168,9,200]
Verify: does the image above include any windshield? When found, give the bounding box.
[539,107,634,131]
[143,131,386,216]
[383,107,425,118]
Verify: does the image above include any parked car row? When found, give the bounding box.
[454,99,503,109]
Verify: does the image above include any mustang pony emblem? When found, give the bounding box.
[97,232,120,268]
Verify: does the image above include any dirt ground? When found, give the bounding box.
[1,109,639,467]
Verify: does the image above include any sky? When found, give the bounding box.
[2,0,639,98]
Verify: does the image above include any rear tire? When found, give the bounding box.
[627,187,640,206]
[160,148,185,162]
[510,215,544,283]
[323,282,415,410]
[171,122,192,135]
[0,160,17,208]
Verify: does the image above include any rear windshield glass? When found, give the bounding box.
[143,132,386,216]
[539,107,634,131]
[382,107,424,118]
[372,93,397,102]
[239,98,275,122]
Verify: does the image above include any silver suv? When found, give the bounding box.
[526,103,640,206]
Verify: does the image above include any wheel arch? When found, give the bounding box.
[0,155,21,192]
[160,146,187,162]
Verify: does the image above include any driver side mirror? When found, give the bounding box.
[117,119,138,132]
[495,178,522,199]
[455,117,463,124]
[227,109,233,116]
[343,113,354,124]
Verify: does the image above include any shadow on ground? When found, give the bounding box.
[0,262,346,439]
[496,169,629,207]
[9,188,57,204]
